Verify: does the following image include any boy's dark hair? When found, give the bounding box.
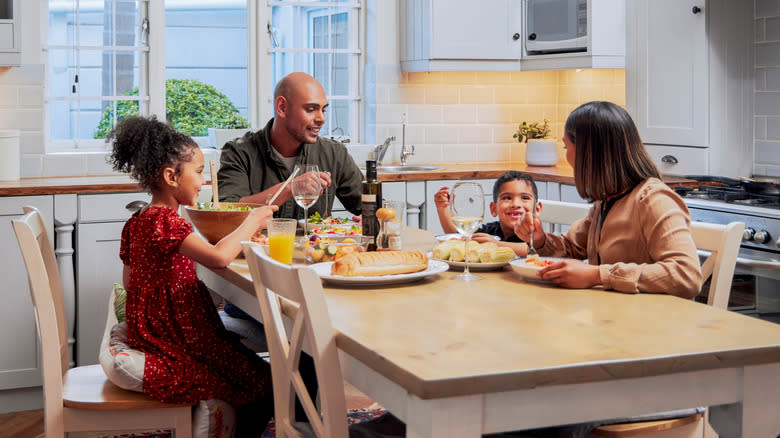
[493,171,538,203]
[107,115,197,192]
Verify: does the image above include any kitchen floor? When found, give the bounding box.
[0,383,378,438]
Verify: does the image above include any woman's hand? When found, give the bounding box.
[433,186,451,210]
[537,259,601,289]
[514,211,545,248]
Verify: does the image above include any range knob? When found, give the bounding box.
[742,228,755,241]
[754,230,771,244]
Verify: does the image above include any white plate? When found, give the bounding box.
[435,233,501,242]
[310,259,449,286]
[509,257,568,281]
[427,251,513,271]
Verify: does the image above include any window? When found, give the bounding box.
[45,0,361,151]
[264,0,362,141]
[46,0,150,151]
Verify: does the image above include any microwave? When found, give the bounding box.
[525,0,588,55]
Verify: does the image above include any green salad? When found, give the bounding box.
[307,211,351,224]
[194,202,253,211]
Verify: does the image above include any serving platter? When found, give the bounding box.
[310,259,449,286]
[428,252,512,271]
[509,257,569,281]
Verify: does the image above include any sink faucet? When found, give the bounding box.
[374,135,395,166]
[400,113,415,166]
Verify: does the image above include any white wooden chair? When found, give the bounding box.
[242,242,404,438]
[538,199,591,232]
[589,220,744,438]
[12,206,193,438]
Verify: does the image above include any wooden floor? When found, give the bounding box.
[0,409,43,438]
[0,382,374,438]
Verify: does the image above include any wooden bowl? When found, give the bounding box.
[183,203,264,244]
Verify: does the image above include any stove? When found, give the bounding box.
[674,180,780,323]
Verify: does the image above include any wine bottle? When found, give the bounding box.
[361,160,382,251]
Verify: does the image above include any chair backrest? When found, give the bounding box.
[12,206,69,436]
[243,242,349,438]
[690,221,744,309]
[538,199,591,229]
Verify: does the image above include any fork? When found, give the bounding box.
[527,213,538,258]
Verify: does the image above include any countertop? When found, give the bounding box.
[0,162,692,196]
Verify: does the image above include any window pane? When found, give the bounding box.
[271,5,354,50]
[326,99,350,138]
[165,3,249,138]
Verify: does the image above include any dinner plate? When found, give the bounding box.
[435,233,501,242]
[509,257,568,281]
[310,259,449,286]
[427,251,513,271]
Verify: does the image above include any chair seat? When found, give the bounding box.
[63,364,191,411]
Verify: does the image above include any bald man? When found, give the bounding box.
[217,72,363,218]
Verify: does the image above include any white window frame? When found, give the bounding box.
[43,0,166,152]
[254,1,364,142]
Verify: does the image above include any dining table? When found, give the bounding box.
[197,227,780,437]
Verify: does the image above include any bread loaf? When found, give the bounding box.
[330,250,428,277]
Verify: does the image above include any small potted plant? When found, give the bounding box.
[513,119,557,166]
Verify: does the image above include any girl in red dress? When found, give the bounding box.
[108,116,278,437]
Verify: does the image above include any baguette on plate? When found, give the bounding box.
[330,250,428,277]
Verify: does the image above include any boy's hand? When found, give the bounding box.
[470,233,495,243]
[434,187,451,210]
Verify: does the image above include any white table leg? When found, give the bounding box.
[742,362,780,437]
[405,395,483,438]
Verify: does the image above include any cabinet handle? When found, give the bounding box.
[661,155,679,164]
[512,33,520,41]
[528,33,537,41]
[692,6,701,14]
[125,200,148,212]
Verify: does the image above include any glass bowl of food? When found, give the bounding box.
[183,202,264,245]
[305,234,371,264]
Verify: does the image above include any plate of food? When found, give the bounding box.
[429,239,515,271]
[300,213,360,235]
[309,251,449,286]
[509,256,568,281]
[435,233,500,242]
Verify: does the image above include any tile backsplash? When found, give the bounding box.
[369,68,626,166]
[753,0,780,177]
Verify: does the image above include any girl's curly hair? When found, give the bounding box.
[107,115,197,192]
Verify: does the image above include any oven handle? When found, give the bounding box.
[697,250,780,270]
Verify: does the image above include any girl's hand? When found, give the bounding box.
[514,211,545,248]
[433,187,451,210]
[250,205,278,229]
[537,259,600,289]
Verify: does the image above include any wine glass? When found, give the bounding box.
[449,181,485,281]
[291,164,321,237]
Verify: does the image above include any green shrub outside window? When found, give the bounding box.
[94,78,248,139]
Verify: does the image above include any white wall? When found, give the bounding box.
[753,0,780,177]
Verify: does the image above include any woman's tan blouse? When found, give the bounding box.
[538,178,703,298]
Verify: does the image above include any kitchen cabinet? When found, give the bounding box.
[520,0,626,71]
[0,0,20,65]
[0,196,53,410]
[400,0,523,72]
[626,0,753,177]
[76,192,150,366]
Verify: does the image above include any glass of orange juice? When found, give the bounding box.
[267,218,297,264]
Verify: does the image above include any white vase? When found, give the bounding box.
[525,139,558,166]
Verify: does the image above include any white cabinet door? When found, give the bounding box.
[0,196,53,391]
[0,0,21,65]
[76,192,150,366]
[401,0,522,72]
[626,0,707,147]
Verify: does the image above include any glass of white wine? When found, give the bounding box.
[291,164,321,237]
[449,181,485,281]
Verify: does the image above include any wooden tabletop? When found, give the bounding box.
[209,228,780,400]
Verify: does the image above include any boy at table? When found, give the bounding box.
[433,171,541,257]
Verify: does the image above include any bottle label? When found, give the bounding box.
[362,194,376,203]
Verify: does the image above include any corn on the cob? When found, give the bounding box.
[481,246,515,263]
